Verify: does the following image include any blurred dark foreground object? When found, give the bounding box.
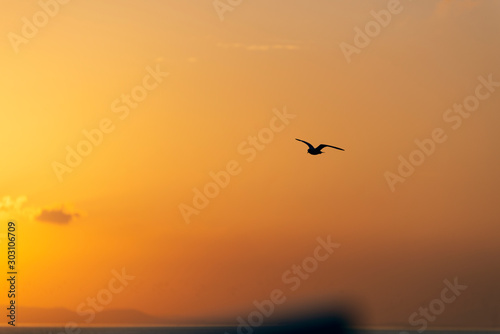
[254,313,355,334]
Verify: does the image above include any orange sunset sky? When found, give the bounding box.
[1,0,500,329]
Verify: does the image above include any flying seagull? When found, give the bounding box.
[295,138,344,155]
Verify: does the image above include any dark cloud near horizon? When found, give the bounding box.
[35,209,80,224]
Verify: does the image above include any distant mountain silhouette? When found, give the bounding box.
[4,302,497,330]
[9,305,356,333]
[8,306,169,325]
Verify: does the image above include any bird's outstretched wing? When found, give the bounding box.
[295,138,315,150]
[317,144,344,151]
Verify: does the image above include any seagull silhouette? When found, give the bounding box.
[296,138,344,155]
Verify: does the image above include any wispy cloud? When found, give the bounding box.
[217,42,300,51]
[0,195,27,211]
[0,195,36,221]
[434,0,481,17]
[35,208,80,224]
[0,195,81,225]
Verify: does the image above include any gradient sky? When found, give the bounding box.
[1,0,499,328]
